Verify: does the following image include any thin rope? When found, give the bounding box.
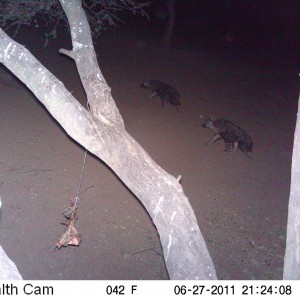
[75,149,88,206]
[74,99,90,206]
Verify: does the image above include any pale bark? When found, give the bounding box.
[0,246,22,280]
[283,94,300,279]
[0,0,217,279]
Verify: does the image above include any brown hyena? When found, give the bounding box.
[202,118,253,154]
[140,79,181,109]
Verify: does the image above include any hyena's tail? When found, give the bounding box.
[169,90,181,106]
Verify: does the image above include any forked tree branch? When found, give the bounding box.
[0,0,217,279]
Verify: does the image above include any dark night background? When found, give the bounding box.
[125,0,300,71]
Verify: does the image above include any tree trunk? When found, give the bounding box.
[0,245,22,280]
[0,0,217,280]
[163,0,175,47]
[283,94,300,279]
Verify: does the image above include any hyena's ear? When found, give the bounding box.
[140,80,146,88]
[140,79,149,88]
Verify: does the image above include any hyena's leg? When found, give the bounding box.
[148,92,158,101]
[207,134,221,145]
[224,142,231,152]
[232,141,238,152]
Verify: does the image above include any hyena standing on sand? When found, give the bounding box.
[202,118,253,155]
[140,79,181,109]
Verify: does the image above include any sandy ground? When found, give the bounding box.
[0,25,298,280]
